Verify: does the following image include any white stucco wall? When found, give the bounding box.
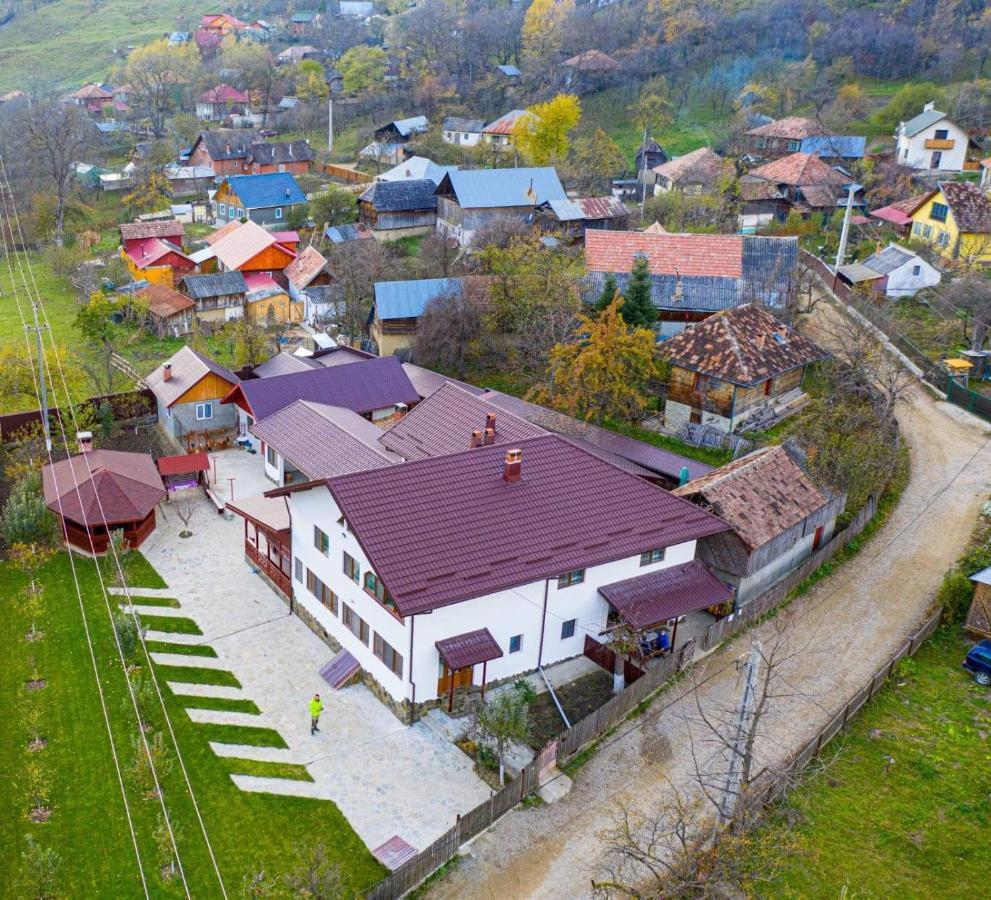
[884,257,941,297]
[896,118,968,171]
[288,485,698,706]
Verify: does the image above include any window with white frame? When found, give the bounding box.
[274,207,283,220]
[195,402,213,420]
[266,445,277,466]
[509,634,522,653]
[561,619,576,640]
[218,202,227,216]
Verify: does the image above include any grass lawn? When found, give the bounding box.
[0,0,191,92]
[0,252,80,354]
[0,552,385,897]
[750,627,991,898]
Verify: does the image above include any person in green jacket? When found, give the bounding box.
[310,693,324,735]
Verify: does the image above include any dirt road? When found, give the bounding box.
[430,330,991,899]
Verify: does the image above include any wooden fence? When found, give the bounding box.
[364,491,883,898]
[749,608,943,809]
[324,163,373,184]
[0,388,155,444]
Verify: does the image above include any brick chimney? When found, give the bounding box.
[470,429,482,448]
[485,412,497,433]
[484,427,495,446]
[503,448,522,483]
[77,431,93,454]
[163,363,172,382]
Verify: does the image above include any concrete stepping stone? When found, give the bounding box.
[150,652,228,669]
[209,743,302,764]
[108,587,174,598]
[167,682,245,700]
[186,708,264,727]
[230,774,328,799]
[145,631,203,645]
[124,605,189,618]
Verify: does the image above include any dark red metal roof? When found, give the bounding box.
[325,435,729,617]
[436,628,504,670]
[156,451,210,476]
[599,559,733,630]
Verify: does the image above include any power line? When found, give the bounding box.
[0,153,228,900]
[0,172,150,898]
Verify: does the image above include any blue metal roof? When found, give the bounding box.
[374,277,462,321]
[223,173,307,209]
[498,64,521,76]
[441,167,565,209]
[799,135,867,159]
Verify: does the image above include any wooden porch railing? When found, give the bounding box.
[246,541,291,598]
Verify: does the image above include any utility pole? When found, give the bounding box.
[327,94,334,155]
[834,181,862,271]
[717,642,761,827]
[639,125,649,224]
[26,303,52,452]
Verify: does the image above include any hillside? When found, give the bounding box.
[0,0,193,92]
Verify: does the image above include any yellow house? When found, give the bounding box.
[910,182,991,265]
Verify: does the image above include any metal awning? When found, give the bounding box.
[599,560,733,631]
[157,451,210,476]
[435,628,504,671]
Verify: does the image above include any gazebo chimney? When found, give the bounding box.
[77,431,93,453]
[503,448,522,483]
[163,363,172,382]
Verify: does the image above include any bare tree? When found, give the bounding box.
[938,275,991,350]
[411,287,485,376]
[18,98,95,247]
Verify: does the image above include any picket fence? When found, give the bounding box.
[365,491,882,899]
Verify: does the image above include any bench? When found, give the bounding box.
[203,485,226,515]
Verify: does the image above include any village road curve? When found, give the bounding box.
[428,345,991,900]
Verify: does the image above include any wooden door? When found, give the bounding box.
[437,663,473,696]
[812,525,824,552]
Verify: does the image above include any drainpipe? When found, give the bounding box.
[282,496,294,616]
[729,386,737,433]
[536,578,550,668]
[408,614,417,722]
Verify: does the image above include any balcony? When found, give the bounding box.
[924,138,955,150]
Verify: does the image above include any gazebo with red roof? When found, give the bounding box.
[42,445,166,554]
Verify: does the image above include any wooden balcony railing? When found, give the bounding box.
[246,540,291,598]
[924,138,955,150]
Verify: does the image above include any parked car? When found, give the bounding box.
[963,640,991,685]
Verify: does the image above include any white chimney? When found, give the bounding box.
[77,431,93,453]
[923,101,935,112]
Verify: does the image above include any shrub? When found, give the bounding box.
[113,612,145,663]
[936,571,974,623]
[513,679,538,705]
[0,474,52,547]
[21,835,61,899]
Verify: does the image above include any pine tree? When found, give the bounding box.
[595,273,618,312]
[621,256,656,329]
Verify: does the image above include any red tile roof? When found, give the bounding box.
[482,109,532,135]
[939,181,991,233]
[43,451,165,527]
[120,220,185,242]
[746,116,818,140]
[136,283,195,318]
[750,153,847,187]
[435,628,504,670]
[652,147,727,187]
[284,246,328,290]
[198,84,250,104]
[585,230,744,278]
[599,559,733,630]
[658,304,826,386]
[124,237,193,269]
[322,435,729,616]
[562,49,619,71]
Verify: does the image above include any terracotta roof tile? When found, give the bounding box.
[120,220,185,242]
[658,304,826,386]
[136,283,195,318]
[939,181,991,233]
[652,147,728,187]
[673,445,829,549]
[585,230,744,278]
[750,153,847,187]
[746,116,819,140]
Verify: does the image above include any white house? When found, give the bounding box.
[895,103,970,172]
[858,244,942,297]
[441,117,486,147]
[271,435,729,721]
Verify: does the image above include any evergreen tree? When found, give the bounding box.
[621,256,656,329]
[595,273,618,312]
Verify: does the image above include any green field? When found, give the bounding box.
[0,252,80,352]
[0,0,194,93]
[0,552,385,897]
[751,627,991,898]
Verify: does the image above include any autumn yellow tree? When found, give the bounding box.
[124,39,201,138]
[522,0,575,63]
[532,297,659,424]
[512,94,581,165]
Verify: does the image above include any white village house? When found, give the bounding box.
[895,103,970,172]
[271,436,729,721]
[837,243,941,298]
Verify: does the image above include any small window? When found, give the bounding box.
[364,571,396,610]
[930,202,948,223]
[373,633,404,678]
[922,224,932,239]
[640,548,666,566]
[937,230,949,247]
[274,207,283,220]
[934,128,948,140]
[195,402,213,420]
[294,556,302,582]
[557,569,585,589]
[509,634,522,653]
[912,265,921,276]
[306,569,338,614]
[218,202,227,216]
[266,445,277,466]
[787,139,800,152]
[343,551,360,583]
[342,604,369,645]
[912,222,922,236]
[314,526,329,556]
[561,619,576,640]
